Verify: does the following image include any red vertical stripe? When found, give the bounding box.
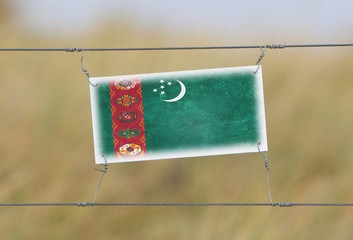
[109,77,146,159]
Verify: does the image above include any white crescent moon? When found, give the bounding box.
[163,80,186,102]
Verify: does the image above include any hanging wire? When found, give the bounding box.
[257,142,274,205]
[80,49,98,87]
[0,43,352,52]
[92,155,108,205]
[253,46,267,74]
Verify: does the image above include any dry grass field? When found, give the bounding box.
[0,8,353,239]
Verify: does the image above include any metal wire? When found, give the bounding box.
[80,49,98,87]
[0,43,352,52]
[253,46,267,74]
[1,202,353,207]
[257,143,273,205]
[93,155,108,204]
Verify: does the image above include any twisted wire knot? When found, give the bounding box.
[253,43,285,74]
[65,47,82,52]
[266,44,286,49]
[82,65,91,79]
[77,202,94,207]
[80,49,98,87]
[273,202,294,207]
[264,159,270,170]
[255,50,265,65]
[65,47,97,86]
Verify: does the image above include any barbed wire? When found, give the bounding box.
[0,43,352,52]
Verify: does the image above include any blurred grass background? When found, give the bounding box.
[1,1,353,239]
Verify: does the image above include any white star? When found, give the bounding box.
[160,80,164,83]
[160,85,165,89]
[167,82,172,86]
[153,89,158,92]
[161,91,165,95]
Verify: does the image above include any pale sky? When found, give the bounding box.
[10,0,353,42]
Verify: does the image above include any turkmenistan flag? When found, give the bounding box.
[90,66,267,164]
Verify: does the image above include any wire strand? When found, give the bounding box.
[93,155,108,204]
[0,43,352,52]
[0,202,353,207]
[257,143,273,205]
